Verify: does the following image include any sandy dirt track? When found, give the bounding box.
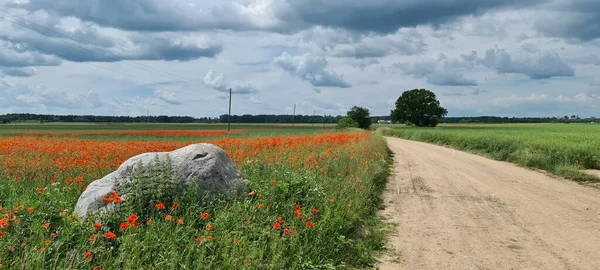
[377,137,600,270]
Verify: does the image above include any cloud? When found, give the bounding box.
[534,0,600,41]
[312,88,321,94]
[0,40,62,67]
[394,53,478,86]
[491,93,600,109]
[203,70,259,94]
[443,88,485,96]
[480,48,575,79]
[0,15,222,63]
[1,67,37,77]
[273,52,351,88]
[249,96,263,104]
[520,42,540,53]
[21,0,541,34]
[154,90,182,105]
[0,82,103,109]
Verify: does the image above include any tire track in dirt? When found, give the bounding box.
[377,137,600,270]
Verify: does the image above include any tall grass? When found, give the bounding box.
[379,124,600,182]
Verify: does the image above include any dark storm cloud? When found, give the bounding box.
[0,40,62,67]
[480,48,575,79]
[534,0,600,41]
[21,0,543,34]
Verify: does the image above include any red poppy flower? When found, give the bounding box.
[270,179,276,185]
[171,202,179,210]
[165,215,172,221]
[206,224,214,231]
[93,222,102,230]
[177,219,184,225]
[89,235,97,243]
[306,221,314,228]
[37,188,44,194]
[119,222,129,231]
[248,191,256,196]
[43,223,50,229]
[283,228,290,235]
[273,223,281,230]
[312,208,319,215]
[295,205,301,211]
[258,203,263,209]
[127,214,138,224]
[201,213,209,220]
[84,251,93,261]
[155,203,165,210]
[104,232,117,240]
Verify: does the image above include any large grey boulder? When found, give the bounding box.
[74,143,247,218]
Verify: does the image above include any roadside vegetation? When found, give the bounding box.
[379,124,600,182]
[0,125,391,269]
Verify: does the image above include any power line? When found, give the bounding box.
[0,7,199,84]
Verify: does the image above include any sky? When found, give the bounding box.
[0,0,599,118]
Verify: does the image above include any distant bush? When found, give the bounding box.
[337,117,359,129]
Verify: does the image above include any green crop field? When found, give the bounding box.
[379,123,600,182]
[0,124,391,269]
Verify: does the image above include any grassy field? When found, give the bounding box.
[379,123,600,182]
[0,124,391,269]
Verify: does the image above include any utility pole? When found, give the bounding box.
[147,110,149,124]
[292,104,296,127]
[228,88,232,131]
[323,112,326,127]
[313,110,316,126]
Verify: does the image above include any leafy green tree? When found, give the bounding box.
[347,106,371,129]
[391,89,448,127]
[336,117,359,129]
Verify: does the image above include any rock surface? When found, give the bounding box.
[74,143,246,218]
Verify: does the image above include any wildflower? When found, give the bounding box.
[258,194,264,199]
[101,198,114,204]
[74,177,84,184]
[38,188,44,194]
[277,216,285,224]
[146,220,152,225]
[177,219,184,225]
[44,240,51,245]
[312,208,319,215]
[155,203,165,210]
[66,178,72,184]
[329,199,335,203]
[127,214,138,224]
[201,213,209,220]
[273,223,281,230]
[119,222,129,231]
[0,218,7,229]
[89,235,97,243]
[299,215,305,221]
[165,215,172,221]
[14,177,20,182]
[283,228,290,235]
[295,205,301,211]
[93,222,102,230]
[171,202,179,210]
[104,232,117,240]
[208,236,213,241]
[258,203,263,209]
[306,221,314,228]
[27,207,34,213]
[8,247,14,252]
[20,243,25,247]
[43,223,50,229]
[51,233,57,239]
[270,179,276,185]
[93,266,101,270]
[206,224,213,231]
[51,180,57,185]
[82,186,87,191]
[0,232,4,238]
[39,248,46,253]
[132,221,139,227]
[248,190,256,196]
[359,185,365,190]
[194,237,204,243]
[294,210,300,217]
[84,251,93,261]
[235,239,241,244]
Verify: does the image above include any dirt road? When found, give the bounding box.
[378,137,600,270]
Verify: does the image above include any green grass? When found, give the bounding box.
[379,123,600,182]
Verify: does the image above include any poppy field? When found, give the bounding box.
[0,125,391,269]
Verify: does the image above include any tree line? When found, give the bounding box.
[1,113,596,125]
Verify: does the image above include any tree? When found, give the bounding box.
[336,117,359,129]
[347,106,371,129]
[391,89,448,127]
